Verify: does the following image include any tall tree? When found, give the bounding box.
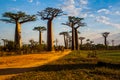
[102,32,110,48]
[37,7,64,51]
[0,11,36,48]
[33,26,46,45]
[59,31,69,49]
[79,37,85,48]
[62,16,85,50]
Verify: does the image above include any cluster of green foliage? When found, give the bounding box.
[81,43,120,50]
[0,41,47,56]
[10,50,120,80]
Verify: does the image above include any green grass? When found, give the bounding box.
[10,50,120,80]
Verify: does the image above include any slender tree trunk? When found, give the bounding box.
[66,38,68,49]
[104,37,107,47]
[47,20,54,51]
[39,31,42,45]
[104,37,107,49]
[15,22,22,48]
[80,40,82,47]
[75,29,79,50]
[72,25,76,50]
[63,35,66,48]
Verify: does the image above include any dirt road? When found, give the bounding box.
[0,50,71,80]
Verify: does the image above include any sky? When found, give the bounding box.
[0,0,120,45]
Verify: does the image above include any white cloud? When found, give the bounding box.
[28,0,33,3]
[115,11,120,15]
[108,6,112,8]
[36,1,40,5]
[12,0,16,1]
[96,16,120,29]
[79,0,88,5]
[10,8,20,11]
[97,9,110,14]
[61,0,88,17]
[89,14,95,17]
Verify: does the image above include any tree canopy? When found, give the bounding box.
[0,11,36,24]
[37,7,64,20]
[33,26,47,32]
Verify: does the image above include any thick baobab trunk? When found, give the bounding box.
[39,31,42,45]
[47,20,54,51]
[75,29,79,50]
[72,26,76,50]
[15,22,22,48]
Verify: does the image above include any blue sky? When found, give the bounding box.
[0,0,120,45]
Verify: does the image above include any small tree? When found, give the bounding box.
[62,16,85,50]
[0,11,36,48]
[102,32,110,48]
[33,26,46,45]
[1,39,8,47]
[37,7,64,51]
[111,40,115,46]
[59,31,69,49]
[79,37,85,48]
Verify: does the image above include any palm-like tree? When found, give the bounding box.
[79,37,85,48]
[102,32,110,47]
[33,26,46,45]
[0,11,36,48]
[37,7,64,51]
[59,31,69,49]
[62,16,85,50]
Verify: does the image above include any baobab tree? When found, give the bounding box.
[33,26,46,45]
[59,31,69,49]
[102,32,110,48]
[1,39,8,47]
[79,37,85,48]
[62,16,85,50]
[0,11,36,48]
[37,7,64,51]
[111,40,115,46]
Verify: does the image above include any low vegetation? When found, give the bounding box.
[10,50,120,80]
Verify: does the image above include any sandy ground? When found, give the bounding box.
[0,50,71,80]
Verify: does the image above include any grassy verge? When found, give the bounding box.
[10,50,120,80]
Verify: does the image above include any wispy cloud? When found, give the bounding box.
[28,0,33,3]
[79,0,88,5]
[97,9,110,14]
[10,8,20,11]
[12,0,16,1]
[36,1,40,5]
[61,0,88,17]
[115,11,120,15]
[96,16,120,29]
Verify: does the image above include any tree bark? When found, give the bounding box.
[47,20,54,51]
[63,35,66,48]
[72,24,76,50]
[75,29,79,50]
[39,31,42,45]
[15,22,22,48]
[104,37,107,49]
[80,40,82,47]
